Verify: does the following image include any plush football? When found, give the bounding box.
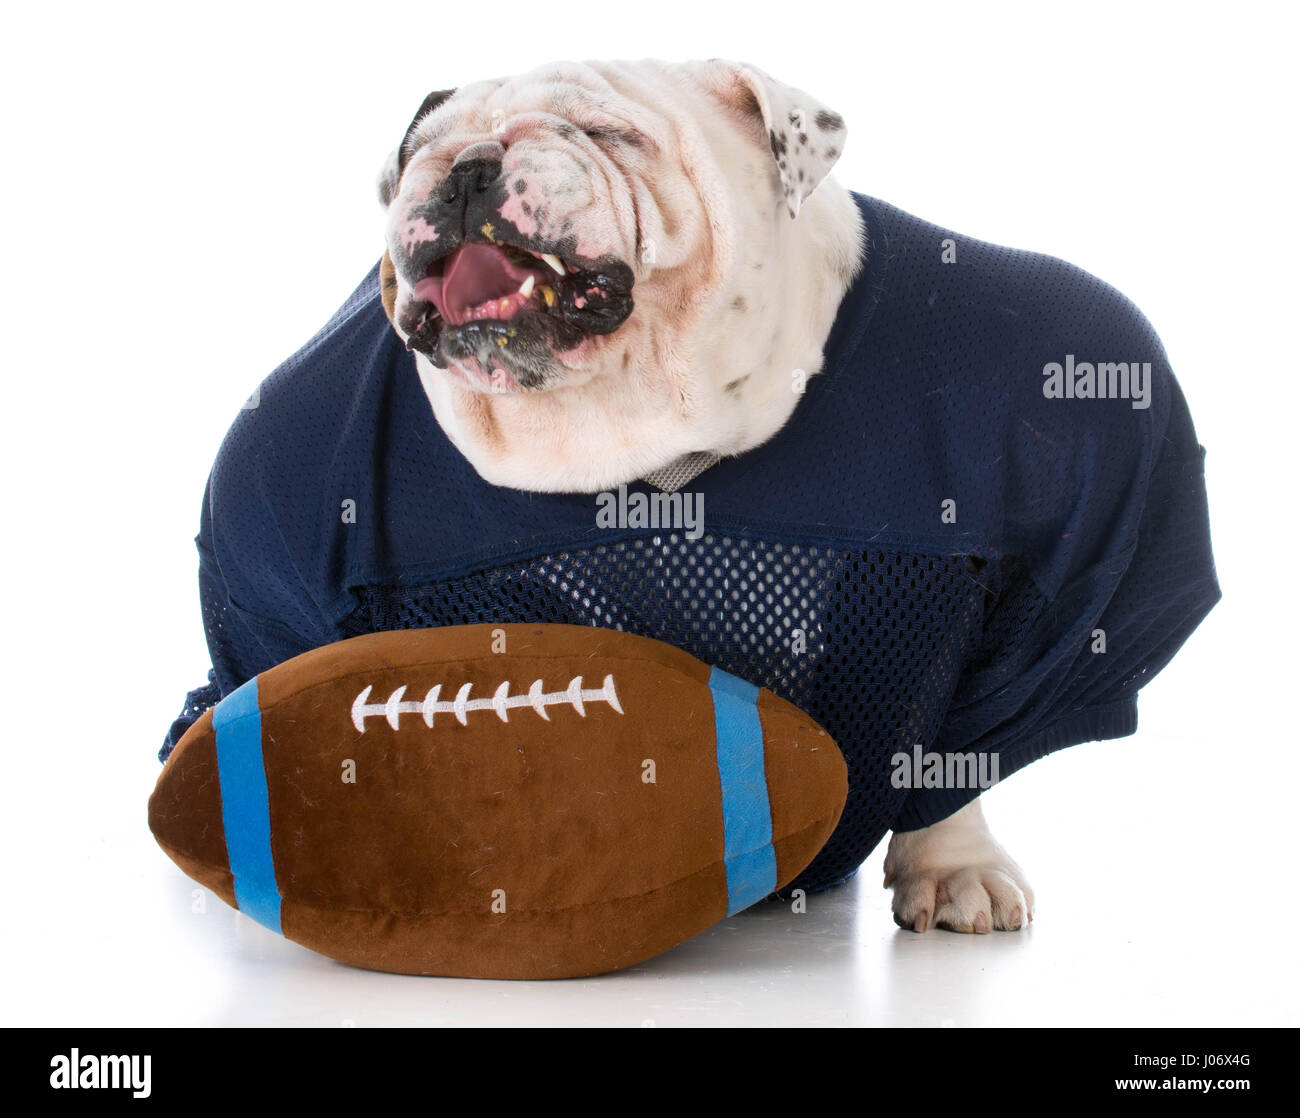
[149,623,847,979]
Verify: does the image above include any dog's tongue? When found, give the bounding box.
[413,243,545,325]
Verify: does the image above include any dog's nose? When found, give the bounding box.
[441,155,502,204]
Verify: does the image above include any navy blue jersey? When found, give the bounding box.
[162,194,1219,892]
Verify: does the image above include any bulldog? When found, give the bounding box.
[373,59,1038,934]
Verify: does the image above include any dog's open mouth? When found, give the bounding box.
[398,235,634,371]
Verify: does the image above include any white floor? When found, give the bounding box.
[9,649,1294,1027]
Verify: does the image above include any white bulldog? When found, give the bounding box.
[377,58,1034,934]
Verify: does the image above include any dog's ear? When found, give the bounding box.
[693,60,846,219]
[377,88,457,207]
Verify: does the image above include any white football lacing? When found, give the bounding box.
[350,674,623,733]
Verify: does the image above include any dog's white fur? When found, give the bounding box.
[381,59,1035,931]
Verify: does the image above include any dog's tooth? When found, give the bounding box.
[538,285,556,308]
[518,274,535,298]
[540,252,565,275]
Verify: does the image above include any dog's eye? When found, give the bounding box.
[583,127,641,148]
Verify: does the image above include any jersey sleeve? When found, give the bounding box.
[158,266,387,762]
[892,288,1220,831]
[158,470,322,762]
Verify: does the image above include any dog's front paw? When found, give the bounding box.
[883,799,1034,934]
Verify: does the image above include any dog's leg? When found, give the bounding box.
[883,799,1034,933]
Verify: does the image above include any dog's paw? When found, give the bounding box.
[883,799,1034,934]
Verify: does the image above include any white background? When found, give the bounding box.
[2,0,1295,1026]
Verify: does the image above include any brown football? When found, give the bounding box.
[149,623,847,979]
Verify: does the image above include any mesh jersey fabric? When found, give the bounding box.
[161,193,1219,893]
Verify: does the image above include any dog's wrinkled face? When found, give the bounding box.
[381,69,650,392]
[374,60,860,492]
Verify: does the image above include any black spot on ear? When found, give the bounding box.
[521,201,532,215]
[769,129,788,158]
[815,109,844,132]
[825,147,839,159]
[398,88,457,176]
[731,296,747,312]
[799,133,808,145]
[622,350,631,370]
[797,168,805,181]
[514,179,527,194]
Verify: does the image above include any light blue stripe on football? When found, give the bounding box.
[708,666,778,915]
[213,677,282,934]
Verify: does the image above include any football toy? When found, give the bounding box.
[149,623,847,978]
